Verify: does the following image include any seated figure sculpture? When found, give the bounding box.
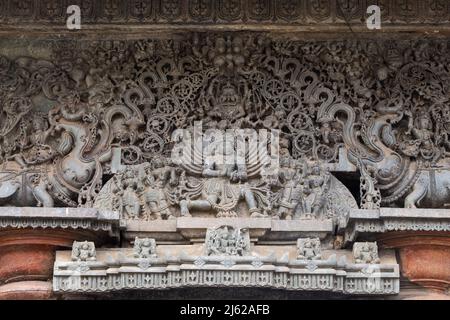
[180,131,265,218]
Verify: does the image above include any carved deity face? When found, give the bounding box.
[304,240,312,248]
[32,117,46,131]
[215,38,226,54]
[376,66,389,81]
[219,83,239,105]
[124,200,140,216]
[152,158,165,169]
[418,117,431,130]
[232,37,243,54]
[311,165,321,176]
[220,227,230,239]
[362,243,370,252]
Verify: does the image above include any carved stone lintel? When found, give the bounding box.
[0,207,119,234]
[53,247,400,295]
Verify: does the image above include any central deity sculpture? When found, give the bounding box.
[179,130,266,218]
[0,34,359,221]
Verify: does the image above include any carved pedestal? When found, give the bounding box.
[0,208,119,299]
[378,231,450,295]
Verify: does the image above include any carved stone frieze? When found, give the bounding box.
[53,246,400,295]
[297,238,322,260]
[0,0,449,26]
[94,157,356,221]
[343,208,450,242]
[1,34,450,213]
[1,3,449,300]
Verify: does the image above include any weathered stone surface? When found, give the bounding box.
[0,0,449,38]
[177,218,271,242]
[53,244,400,295]
[123,216,337,244]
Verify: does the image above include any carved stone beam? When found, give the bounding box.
[122,217,336,244]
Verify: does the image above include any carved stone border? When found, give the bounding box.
[1,0,450,37]
[343,208,450,243]
[53,251,400,295]
[0,207,120,233]
[0,0,448,24]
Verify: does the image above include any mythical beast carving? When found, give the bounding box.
[318,96,450,208]
[3,34,448,212]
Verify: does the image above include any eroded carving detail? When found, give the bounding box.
[133,237,157,258]
[205,225,250,256]
[353,242,380,264]
[71,241,96,262]
[1,34,450,213]
[297,238,322,260]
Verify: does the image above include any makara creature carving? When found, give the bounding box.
[1,34,449,214]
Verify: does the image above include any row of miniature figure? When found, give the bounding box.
[71,226,380,264]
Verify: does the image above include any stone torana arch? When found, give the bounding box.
[0,0,449,300]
